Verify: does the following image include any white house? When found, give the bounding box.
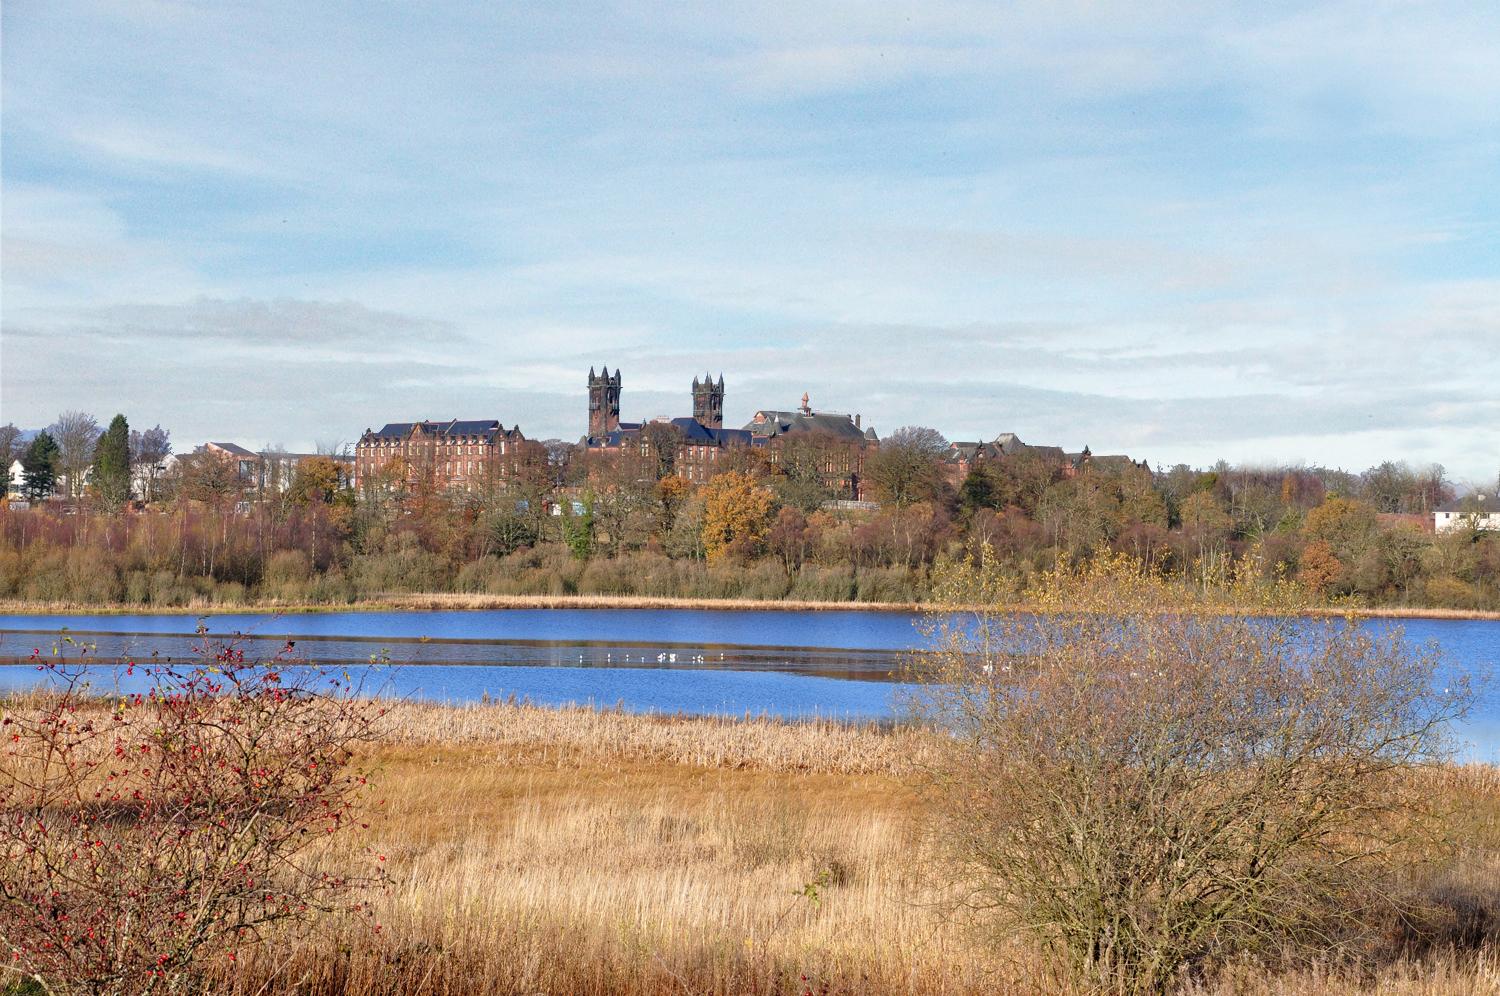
[1435,493,1500,533]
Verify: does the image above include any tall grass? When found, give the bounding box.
[7,695,1500,993]
[189,703,1500,994]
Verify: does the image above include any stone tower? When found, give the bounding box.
[691,372,724,429]
[588,366,622,438]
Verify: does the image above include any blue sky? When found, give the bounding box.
[2,1,1497,480]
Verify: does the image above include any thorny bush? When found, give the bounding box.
[0,628,388,995]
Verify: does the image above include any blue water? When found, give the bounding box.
[0,609,1495,750]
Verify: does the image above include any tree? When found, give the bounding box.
[914,554,1467,994]
[700,470,776,563]
[560,493,596,559]
[287,455,347,506]
[0,423,22,480]
[1303,497,1379,562]
[767,506,812,573]
[655,474,692,536]
[0,632,386,993]
[1298,538,1343,596]
[91,413,132,510]
[20,432,60,502]
[173,448,245,509]
[640,422,684,481]
[49,410,100,500]
[128,424,172,503]
[771,435,839,512]
[867,425,948,507]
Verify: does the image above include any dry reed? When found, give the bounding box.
[188,703,1500,995]
[8,695,1500,994]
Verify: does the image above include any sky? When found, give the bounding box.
[2,1,1498,481]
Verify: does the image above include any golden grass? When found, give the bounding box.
[159,702,1500,995]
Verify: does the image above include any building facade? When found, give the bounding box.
[584,370,754,484]
[744,393,877,501]
[204,442,353,496]
[355,419,529,494]
[1435,494,1500,533]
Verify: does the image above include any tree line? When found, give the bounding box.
[2,411,1497,610]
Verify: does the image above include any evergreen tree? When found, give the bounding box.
[92,414,133,509]
[21,432,60,501]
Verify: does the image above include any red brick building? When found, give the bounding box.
[355,419,531,494]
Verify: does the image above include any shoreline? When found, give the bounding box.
[0,592,1497,622]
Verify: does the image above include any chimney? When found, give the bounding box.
[855,414,861,428]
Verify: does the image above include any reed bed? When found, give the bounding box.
[198,704,1500,995]
[9,694,1500,993]
[378,700,938,774]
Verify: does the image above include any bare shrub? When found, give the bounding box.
[0,632,387,994]
[910,552,1471,994]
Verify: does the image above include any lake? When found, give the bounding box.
[1,608,1497,756]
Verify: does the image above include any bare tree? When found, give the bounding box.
[0,423,22,472]
[49,410,100,500]
[868,425,949,507]
[911,553,1468,994]
[0,424,22,498]
[129,424,173,503]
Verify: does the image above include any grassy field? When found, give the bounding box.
[191,703,1500,996]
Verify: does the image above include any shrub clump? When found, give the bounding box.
[912,552,1470,994]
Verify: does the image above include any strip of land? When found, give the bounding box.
[1,592,1498,621]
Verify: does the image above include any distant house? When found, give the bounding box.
[5,459,24,501]
[943,433,1069,485]
[204,442,263,484]
[203,442,353,495]
[1434,493,1500,533]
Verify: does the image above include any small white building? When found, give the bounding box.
[1435,493,1500,533]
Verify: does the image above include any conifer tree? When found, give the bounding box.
[92,413,133,510]
[20,432,60,501]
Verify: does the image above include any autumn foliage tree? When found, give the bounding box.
[0,633,387,994]
[700,470,776,563]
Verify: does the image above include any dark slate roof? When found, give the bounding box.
[1438,494,1495,514]
[362,419,521,442]
[586,419,755,449]
[944,434,1067,465]
[209,442,258,457]
[667,418,754,447]
[744,410,870,442]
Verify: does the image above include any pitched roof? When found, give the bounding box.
[585,419,755,449]
[208,442,258,458]
[744,410,869,442]
[362,419,522,442]
[1437,493,1496,515]
[944,434,1067,465]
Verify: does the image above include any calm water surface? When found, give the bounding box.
[1,609,1496,754]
